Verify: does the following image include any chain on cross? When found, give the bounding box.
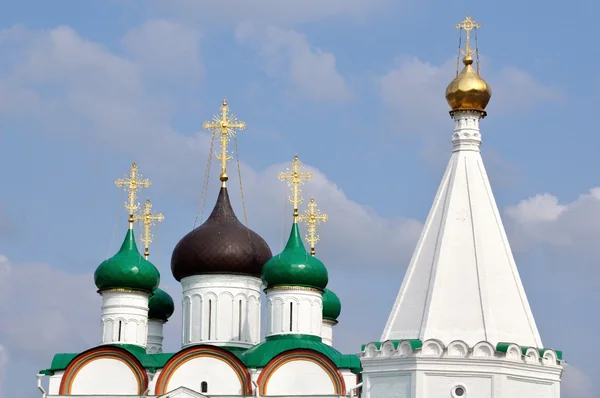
[297,197,328,256]
[115,162,152,228]
[279,154,313,221]
[133,198,164,259]
[455,16,482,57]
[203,99,246,187]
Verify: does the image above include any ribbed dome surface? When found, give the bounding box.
[171,187,272,281]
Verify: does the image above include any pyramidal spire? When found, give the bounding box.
[381,18,542,348]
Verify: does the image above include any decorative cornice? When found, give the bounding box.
[265,285,324,293]
[360,339,562,369]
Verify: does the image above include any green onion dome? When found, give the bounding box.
[148,288,175,322]
[322,288,341,322]
[262,223,328,290]
[94,229,160,293]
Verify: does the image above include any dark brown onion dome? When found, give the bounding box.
[171,187,272,281]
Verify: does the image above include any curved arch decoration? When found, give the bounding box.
[154,345,251,395]
[59,346,147,395]
[257,349,346,396]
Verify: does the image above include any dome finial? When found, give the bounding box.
[133,198,164,259]
[203,99,246,187]
[455,16,481,69]
[297,197,328,256]
[115,162,152,229]
[445,15,492,116]
[279,154,313,222]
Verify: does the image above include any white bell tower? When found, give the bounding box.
[360,16,563,398]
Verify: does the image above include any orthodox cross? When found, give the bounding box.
[279,155,312,221]
[297,197,328,256]
[115,162,151,229]
[455,16,482,57]
[203,99,246,187]
[134,199,165,260]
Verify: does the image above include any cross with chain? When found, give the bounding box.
[297,197,328,256]
[133,199,165,259]
[203,99,246,187]
[455,16,482,57]
[115,162,151,228]
[279,154,313,221]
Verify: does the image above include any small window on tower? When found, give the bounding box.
[201,381,208,393]
[289,302,293,331]
[117,321,123,340]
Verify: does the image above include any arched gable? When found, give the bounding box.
[59,346,147,395]
[155,345,251,395]
[258,349,346,396]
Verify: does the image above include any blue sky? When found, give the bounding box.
[0,1,599,397]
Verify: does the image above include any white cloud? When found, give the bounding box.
[236,25,352,102]
[561,364,598,398]
[379,55,562,132]
[0,256,98,359]
[505,188,600,259]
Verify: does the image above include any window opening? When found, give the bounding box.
[289,302,293,331]
[238,300,243,339]
[201,381,208,393]
[208,300,213,340]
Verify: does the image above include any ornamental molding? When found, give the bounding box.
[360,339,562,370]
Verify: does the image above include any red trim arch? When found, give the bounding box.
[59,346,147,395]
[155,345,251,395]
[257,349,346,396]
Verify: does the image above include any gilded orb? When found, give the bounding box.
[445,55,492,113]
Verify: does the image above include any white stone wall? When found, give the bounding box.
[261,359,337,395]
[147,319,165,353]
[68,358,141,395]
[100,290,150,347]
[321,320,334,346]
[180,274,262,348]
[265,288,323,337]
[361,340,562,398]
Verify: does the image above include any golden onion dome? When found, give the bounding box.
[445,55,492,113]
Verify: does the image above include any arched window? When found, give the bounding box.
[201,381,208,393]
[208,299,213,340]
[117,321,123,341]
[289,302,293,331]
[238,300,243,339]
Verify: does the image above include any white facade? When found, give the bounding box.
[180,274,262,348]
[265,287,323,338]
[361,340,562,398]
[147,319,165,353]
[381,111,542,348]
[361,110,563,398]
[100,290,150,347]
[321,320,335,346]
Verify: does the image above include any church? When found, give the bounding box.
[36,17,564,398]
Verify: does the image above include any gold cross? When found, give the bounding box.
[279,154,313,221]
[297,197,328,256]
[115,162,151,228]
[203,99,246,187]
[455,16,482,57]
[133,199,165,260]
